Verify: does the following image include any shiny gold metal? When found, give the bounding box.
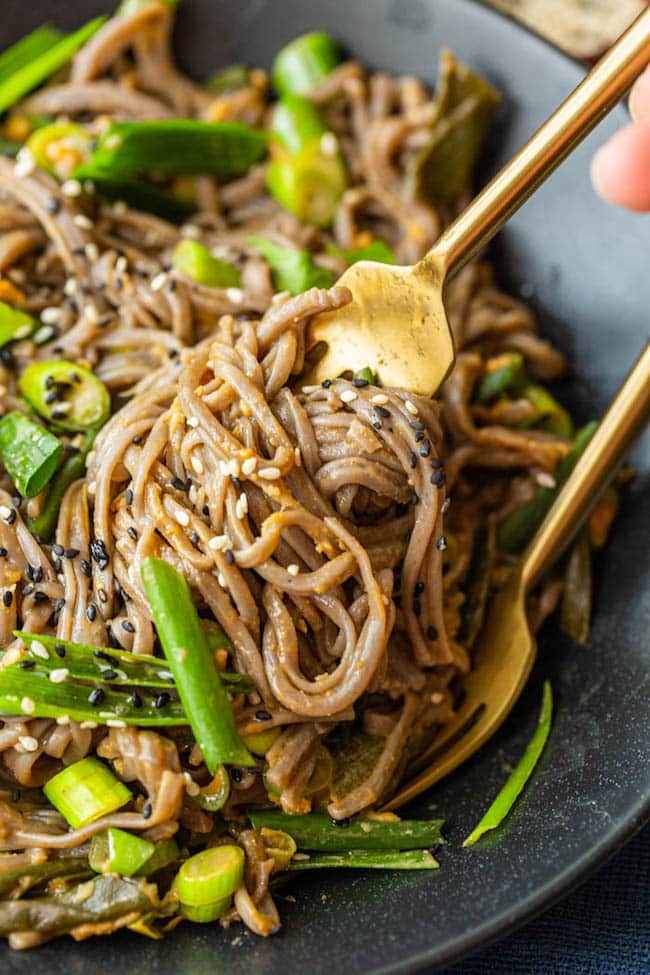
[387,342,650,809]
[304,7,650,395]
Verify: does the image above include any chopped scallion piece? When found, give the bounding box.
[248,811,445,851]
[474,352,526,403]
[172,239,241,288]
[25,429,95,542]
[26,122,92,181]
[0,18,107,115]
[521,384,573,439]
[193,765,230,812]
[272,32,340,96]
[464,681,553,846]
[43,756,132,829]
[0,411,62,498]
[0,301,35,347]
[260,827,296,870]
[90,828,155,877]
[173,845,244,921]
[353,366,378,385]
[135,837,180,876]
[141,558,255,770]
[19,360,110,433]
[0,25,63,87]
[248,236,334,295]
[241,726,281,757]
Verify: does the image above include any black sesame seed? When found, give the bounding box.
[53,558,62,573]
[53,543,64,556]
[121,619,135,633]
[230,768,242,784]
[225,549,234,565]
[410,421,425,431]
[125,489,133,506]
[97,316,113,329]
[51,410,68,421]
[72,247,84,256]
[131,434,142,444]
[52,345,64,355]
[352,377,368,387]
[102,670,118,680]
[44,390,59,405]
[408,451,417,469]
[33,566,43,584]
[115,277,123,291]
[54,643,66,658]
[190,532,200,547]
[255,709,272,722]
[427,626,438,641]
[2,590,12,607]
[23,584,34,596]
[47,197,62,215]
[419,440,431,458]
[127,526,138,541]
[142,802,153,819]
[430,458,442,469]
[414,431,424,444]
[202,504,210,517]
[128,691,143,709]
[372,420,382,431]
[411,492,419,505]
[97,587,108,603]
[436,536,447,551]
[18,659,35,669]
[93,649,117,665]
[4,508,16,525]
[168,349,178,359]
[415,581,425,596]
[53,597,65,613]
[26,565,35,582]
[0,348,13,367]
[69,372,81,384]
[153,692,170,709]
[230,475,242,489]
[170,475,186,492]
[168,279,177,292]
[374,405,390,418]
[321,379,332,389]
[184,477,192,492]
[430,469,446,487]
[90,538,109,569]
[33,591,49,602]
[88,688,105,707]
[80,559,91,578]
[64,547,80,559]
[86,604,97,622]
[11,787,21,802]
[331,817,351,827]
[0,547,6,557]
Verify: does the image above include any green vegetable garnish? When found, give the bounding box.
[521,383,574,439]
[288,849,439,870]
[497,421,598,554]
[74,120,267,181]
[206,64,251,93]
[141,557,255,771]
[19,360,110,433]
[43,756,132,829]
[272,32,340,96]
[25,429,95,542]
[353,366,378,385]
[248,811,445,851]
[90,828,156,877]
[327,239,397,266]
[135,837,180,876]
[474,352,526,403]
[260,828,296,870]
[0,18,107,115]
[172,239,241,288]
[0,301,35,347]
[192,765,230,812]
[464,681,553,846]
[173,845,244,923]
[0,412,62,498]
[248,236,335,295]
[26,121,92,180]
[406,49,500,206]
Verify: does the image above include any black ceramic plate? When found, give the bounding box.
[2,1,649,972]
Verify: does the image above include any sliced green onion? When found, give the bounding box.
[248,236,334,295]
[141,558,255,770]
[559,531,592,645]
[272,32,340,97]
[327,239,397,266]
[464,681,553,846]
[260,827,296,870]
[25,429,95,542]
[0,301,35,347]
[241,727,281,757]
[248,811,445,851]
[521,384,573,439]
[193,765,230,812]
[288,849,439,870]
[135,837,180,876]
[90,828,155,877]
[474,352,526,403]
[172,239,241,288]
[0,18,107,115]
[0,25,63,88]
[0,666,187,727]
[206,64,251,94]
[270,95,327,155]
[178,895,232,923]
[353,366,378,385]
[73,120,267,181]
[173,845,244,910]
[94,178,196,224]
[0,412,62,498]
[43,756,132,829]
[205,625,232,653]
[19,360,110,433]
[497,421,598,554]
[26,122,92,181]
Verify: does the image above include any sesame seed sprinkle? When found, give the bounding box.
[49,668,69,684]
[258,466,281,480]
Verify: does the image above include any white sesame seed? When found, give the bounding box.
[536,472,557,489]
[287,564,299,576]
[14,148,36,178]
[191,455,204,476]
[294,447,302,467]
[64,277,77,297]
[431,691,445,705]
[13,324,32,340]
[0,505,12,520]
[181,223,201,239]
[340,389,357,403]
[151,272,167,291]
[84,302,99,324]
[218,572,227,588]
[174,508,190,527]
[87,480,96,496]
[49,668,69,683]
[18,736,39,752]
[225,288,244,304]
[208,535,230,552]
[21,697,35,715]
[84,243,99,262]
[405,400,419,416]
[115,255,128,274]
[80,720,98,729]
[56,715,71,726]
[258,466,281,480]
[112,200,127,215]
[226,459,240,477]
[41,305,63,325]
[235,494,248,520]
[106,719,127,728]
[441,497,451,514]
[51,400,72,414]
[186,416,199,428]
[301,385,320,394]
[371,393,389,405]
[319,132,338,157]
[33,325,55,344]
[73,214,93,229]
[241,457,257,476]
[29,641,49,660]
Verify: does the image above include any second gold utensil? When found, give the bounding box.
[303,7,650,395]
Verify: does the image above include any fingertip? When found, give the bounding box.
[591,123,650,212]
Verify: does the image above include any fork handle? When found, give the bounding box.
[418,7,650,280]
[521,342,650,591]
